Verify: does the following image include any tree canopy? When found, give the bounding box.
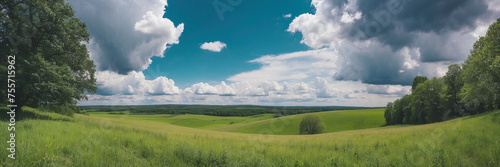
[299,114,326,135]
[461,18,500,111]
[0,0,96,111]
[411,76,428,92]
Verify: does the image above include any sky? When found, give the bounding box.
[68,0,500,106]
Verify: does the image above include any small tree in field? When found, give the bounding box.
[299,114,326,134]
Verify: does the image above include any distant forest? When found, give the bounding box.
[81,105,372,117]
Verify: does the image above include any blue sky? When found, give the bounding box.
[68,0,500,106]
[144,0,313,87]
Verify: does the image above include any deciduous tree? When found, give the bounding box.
[461,18,500,112]
[411,76,428,92]
[0,0,96,112]
[299,114,326,134]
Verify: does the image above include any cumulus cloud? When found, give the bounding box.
[184,82,219,95]
[283,13,292,18]
[69,0,184,74]
[200,41,227,52]
[83,74,410,106]
[95,71,181,96]
[215,81,237,96]
[182,80,332,102]
[288,0,499,85]
[313,77,337,98]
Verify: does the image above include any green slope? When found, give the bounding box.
[89,109,385,134]
[89,112,276,129]
[1,108,499,166]
[215,108,385,135]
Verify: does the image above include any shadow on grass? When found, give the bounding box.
[0,106,73,122]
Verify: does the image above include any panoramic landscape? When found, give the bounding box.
[1,0,500,166]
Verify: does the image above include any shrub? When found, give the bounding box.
[299,114,326,134]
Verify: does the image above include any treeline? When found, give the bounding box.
[81,105,370,117]
[385,18,500,125]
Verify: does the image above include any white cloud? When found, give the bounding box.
[312,77,337,98]
[95,71,181,96]
[366,85,410,96]
[215,81,237,96]
[69,0,184,74]
[184,82,219,95]
[81,71,411,107]
[283,13,292,18]
[288,12,343,49]
[228,49,338,82]
[340,11,362,23]
[200,41,227,52]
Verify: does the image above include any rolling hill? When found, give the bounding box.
[214,109,385,135]
[1,107,498,166]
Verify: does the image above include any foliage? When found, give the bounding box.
[443,64,465,118]
[410,77,446,123]
[299,114,326,134]
[0,0,96,111]
[411,76,428,92]
[385,17,500,125]
[39,104,79,117]
[387,94,411,125]
[461,17,500,111]
[384,102,394,125]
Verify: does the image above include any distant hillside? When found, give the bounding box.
[80,105,375,116]
[215,109,385,135]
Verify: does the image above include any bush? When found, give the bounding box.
[299,114,326,135]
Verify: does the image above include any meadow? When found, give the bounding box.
[87,109,384,134]
[1,107,499,166]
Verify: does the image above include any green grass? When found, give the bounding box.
[1,108,499,166]
[214,109,385,135]
[89,109,385,135]
[89,112,276,129]
[0,106,73,122]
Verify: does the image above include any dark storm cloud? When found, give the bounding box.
[347,0,491,61]
[354,0,489,33]
[333,42,417,85]
[288,0,497,85]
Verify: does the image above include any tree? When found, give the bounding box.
[299,114,326,134]
[384,102,394,125]
[393,94,411,124]
[461,17,500,112]
[411,76,428,92]
[0,0,96,112]
[410,77,446,123]
[400,95,413,124]
[443,64,464,117]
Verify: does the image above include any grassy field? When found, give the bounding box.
[89,112,276,129]
[215,109,385,135]
[1,108,499,166]
[88,109,385,135]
